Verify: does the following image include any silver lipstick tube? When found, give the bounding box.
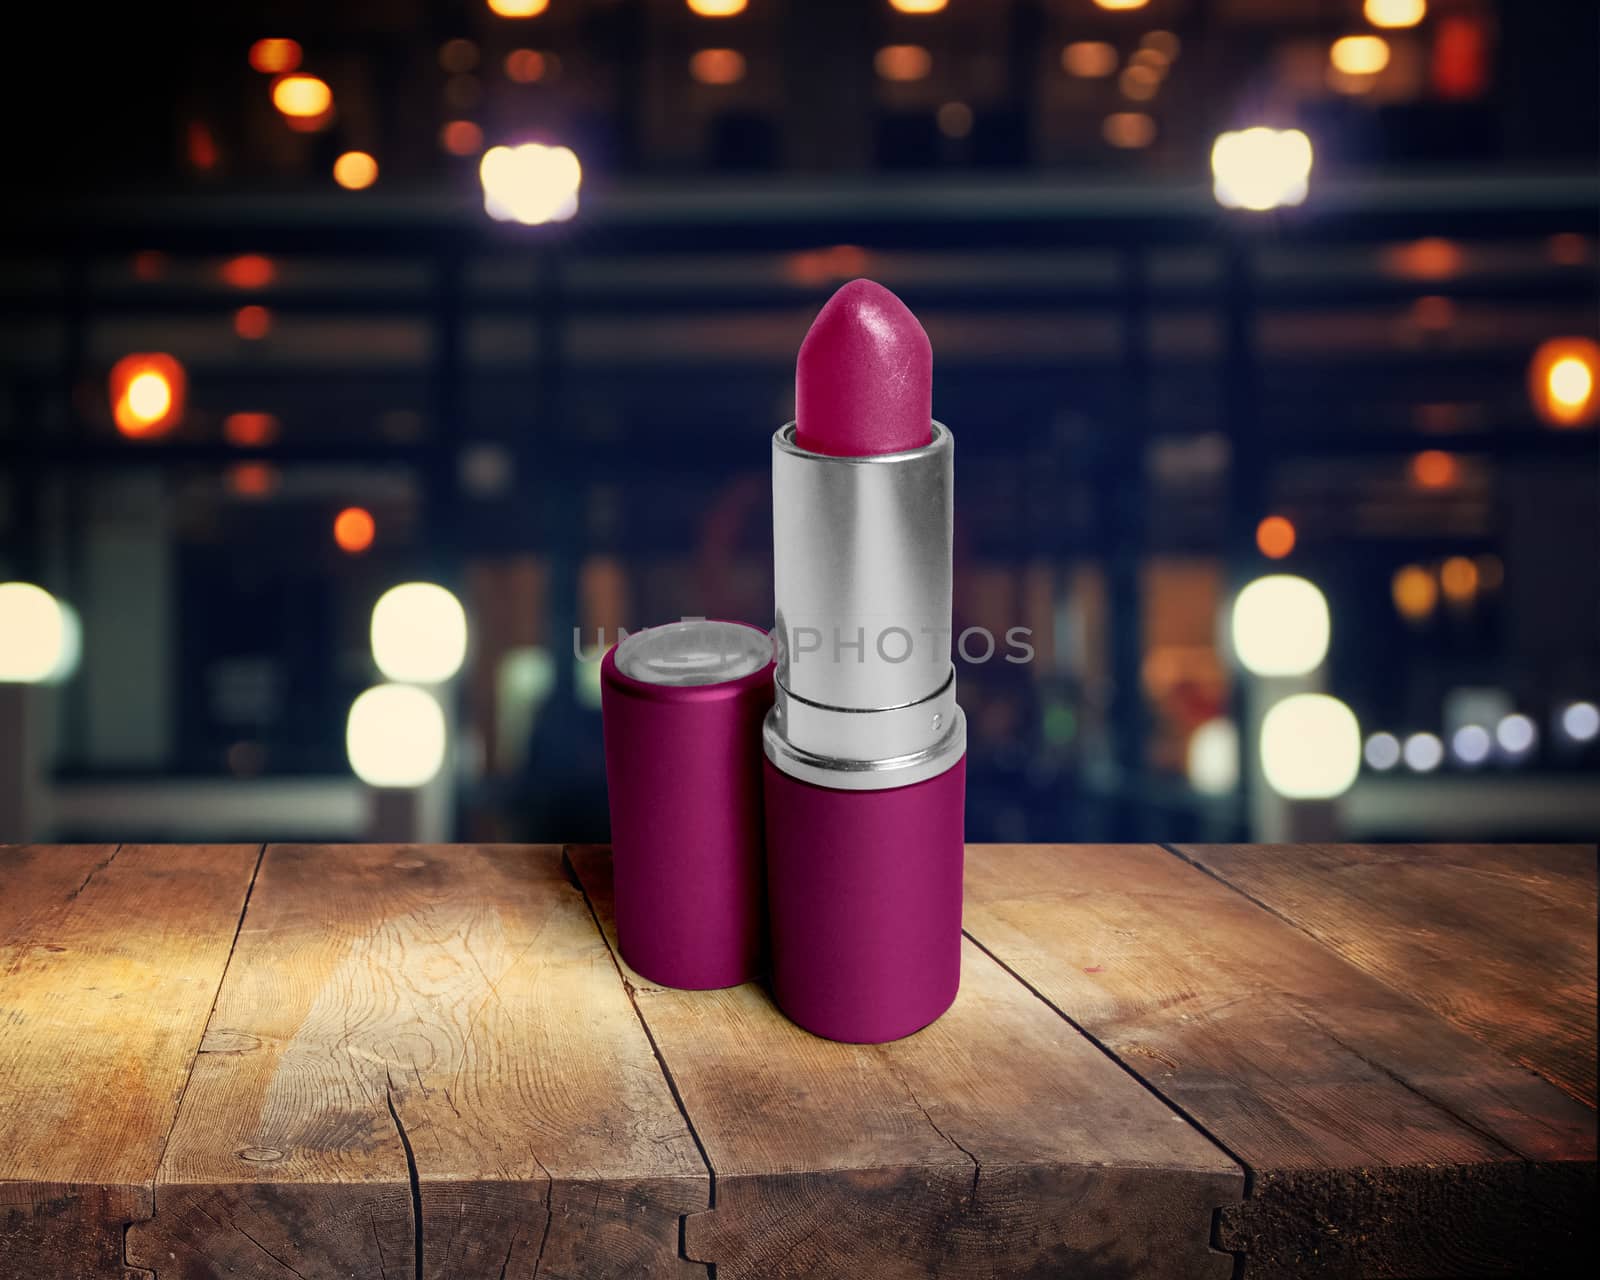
[763,422,966,792]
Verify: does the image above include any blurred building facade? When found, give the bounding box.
[2,0,1597,844]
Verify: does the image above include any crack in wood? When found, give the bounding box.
[64,844,121,902]
[384,1071,424,1280]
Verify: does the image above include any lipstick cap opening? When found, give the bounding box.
[601,620,775,989]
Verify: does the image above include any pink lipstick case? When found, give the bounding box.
[600,621,775,990]
[762,423,967,1043]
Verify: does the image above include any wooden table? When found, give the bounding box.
[1,843,1593,1279]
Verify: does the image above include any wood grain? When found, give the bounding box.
[961,844,1597,1279]
[125,844,706,1279]
[1177,843,1599,1108]
[567,845,1242,1280]
[0,843,260,1280]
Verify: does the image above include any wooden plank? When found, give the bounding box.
[961,844,1597,1278]
[0,843,260,1280]
[126,844,706,1279]
[567,845,1242,1280]
[1177,843,1599,1108]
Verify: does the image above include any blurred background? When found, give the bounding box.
[1,0,1596,848]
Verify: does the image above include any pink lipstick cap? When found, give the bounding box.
[600,620,776,990]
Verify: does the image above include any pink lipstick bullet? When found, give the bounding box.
[764,279,967,1043]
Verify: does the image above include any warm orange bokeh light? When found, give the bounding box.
[785,245,871,287]
[1410,295,1454,332]
[891,0,948,12]
[228,463,278,499]
[1329,35,1390,76]
[1410,449,1460,490]
[234,306,272,340]
[1062,41,1118,78]
[505,49,548,82]
[1439,555,1479,603]
[109,354,186,440]
[220,254,276,290]
[690,48,746,85]
[1528,336,1600,429]
[132,250,168,282]
[1385,237,1462,281]
[334,507,377,554]
[1103,112,1156,149]
[223,412,280,447]
[687,0,747,15]
[187,120,219,171]
[249,39,302,74]
[1256,515,1296,560]
[272,73,333,118]
[333,151,379,190]
[1392,565,1438,621]
[488,0,549,15]
[440,120,485,155]
[875,44,931,82]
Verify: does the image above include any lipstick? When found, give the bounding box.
[763,279,967,1044]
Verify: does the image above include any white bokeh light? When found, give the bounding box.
[480,143,581,225]
[1260,693,1360,799]
[1495,713,1536,757]
[1211,127,1313,211]
[346,684,447,787]
[0,583,77,684]
[1187,717,1240,795]
[1402,731,1444,772]
[1451,724,1491,766]
[371,583,468,683]
[1231,574,1331,677]
[1559,701,1599,743]
[1364,731,1401,771]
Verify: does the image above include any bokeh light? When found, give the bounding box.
[1255,515,1295,559]
[488,0,549,15]
[1438,555,1478,603]
[1391,564,1438,621]
[891,0,947,11]
[1142,31,1180,59]
[1187,717,1239,795]
[1103,113,1156,149]
[875,45,932,82]
[1409,449,1459,490]
[505,49,548,82]
[690,48,746,85]
[1364,731,1401,771]
[687,0,747,15]
[1118,64,1160,101]
[1495,713,1536,756]
[480,142,582,224]
[441,120,485,156]
[0,583,76,684]
[334,507,376,554]
[439,39,479,73]
[1528,337,1600,428]
[333,151,379,190]
[1330,35,1390,76]
[1559,701,1600,743]
[347,685,447,787]
[1451,724,1491,766]
[109,353,185,439]
[249,39,302,74]
[937,102,974,139]
[220,254,276,290]
[272,74,333,119]
[1062,42,1118,78]
[1211,127,1313,211]
[1231,574,1330,677]
[1260,694,1361,799]
[234,305,272,340]
[371,583,469,683]
[1093,0,1150,10]
[1364,0,1425,28]
[223,412,279,447]
[1403,731,1444,772]
[228,462,278,498]
[1385,237,1461,281]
